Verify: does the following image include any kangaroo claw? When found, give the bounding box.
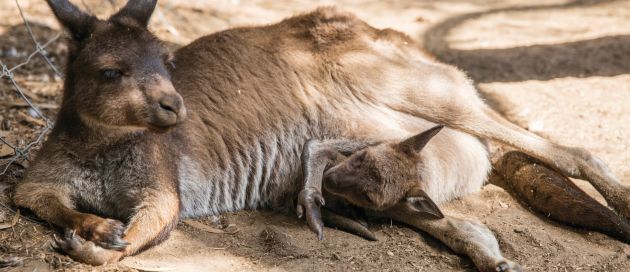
[297,187,326,240]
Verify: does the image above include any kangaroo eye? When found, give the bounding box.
[101,69,122,80]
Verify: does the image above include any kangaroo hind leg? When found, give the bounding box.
[392,66,630,220]
[387,210,522,272]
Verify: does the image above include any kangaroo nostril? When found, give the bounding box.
[158,99,179,114]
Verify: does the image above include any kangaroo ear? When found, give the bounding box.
[401,187,444,219]
[110,0,158,27]
[47,0,96,40]
[398,125,444,154]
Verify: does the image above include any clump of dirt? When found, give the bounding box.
[259,226,309,259]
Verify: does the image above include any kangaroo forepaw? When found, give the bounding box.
[494,260,522,272]
[79,217,129,251]
[296,187,326,240]
[53,230,82,254]
[54,229,123,265]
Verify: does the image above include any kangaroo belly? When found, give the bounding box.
[177,126,306,218]
[418,128,490,204]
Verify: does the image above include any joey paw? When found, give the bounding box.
[296,187,326,240]
[79,217,129,251]
[494,259,522,272]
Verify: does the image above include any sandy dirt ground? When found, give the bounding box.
[1,0,630,271]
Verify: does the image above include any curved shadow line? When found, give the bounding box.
[422,0,626,83]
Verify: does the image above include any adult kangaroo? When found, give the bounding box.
[13,0,629,266]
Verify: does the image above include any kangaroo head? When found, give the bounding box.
[48,0,186,132]
[323,125,445,218]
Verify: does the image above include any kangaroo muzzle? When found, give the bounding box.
[146,77,187,130]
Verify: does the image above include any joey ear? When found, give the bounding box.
[110,0,158,27]
[47,0,96,40]
[398,125,444,154]
[349,151,367,168]
[401,187,444,219]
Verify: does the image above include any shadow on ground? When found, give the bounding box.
[423,0,630,83]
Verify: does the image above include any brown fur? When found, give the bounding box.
[493,151,630,243]
[12,0,629,266]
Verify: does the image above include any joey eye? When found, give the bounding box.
[364,192,383,207]
[101,69,122,80]
[363,193,374,204]
[164,54,176,69]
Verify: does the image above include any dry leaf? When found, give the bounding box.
[18,111,46,127]
[0,210,20,230]
[0,144,13,157]
[183,220,239,234]
[0,101,59,110]
[0,256,23,268]
[11,209,20,225]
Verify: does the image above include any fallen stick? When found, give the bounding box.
[0,101,59,110]
[182,219,239,234]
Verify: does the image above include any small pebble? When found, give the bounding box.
[27,108,39,118]
[331,253,340,261]
[6,47,18,58]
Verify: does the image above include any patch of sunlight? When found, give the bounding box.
[121,230,283,272]
[479,74,630,184]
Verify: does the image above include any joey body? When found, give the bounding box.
[319,126,521,272]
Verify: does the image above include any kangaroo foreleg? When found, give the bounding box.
[54,189,179,265]
[13,182,128,250]
[396,84,630,220]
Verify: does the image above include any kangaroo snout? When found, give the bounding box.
[147,78,187,130]
[159,96,182,115]
[150,94,185,129]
